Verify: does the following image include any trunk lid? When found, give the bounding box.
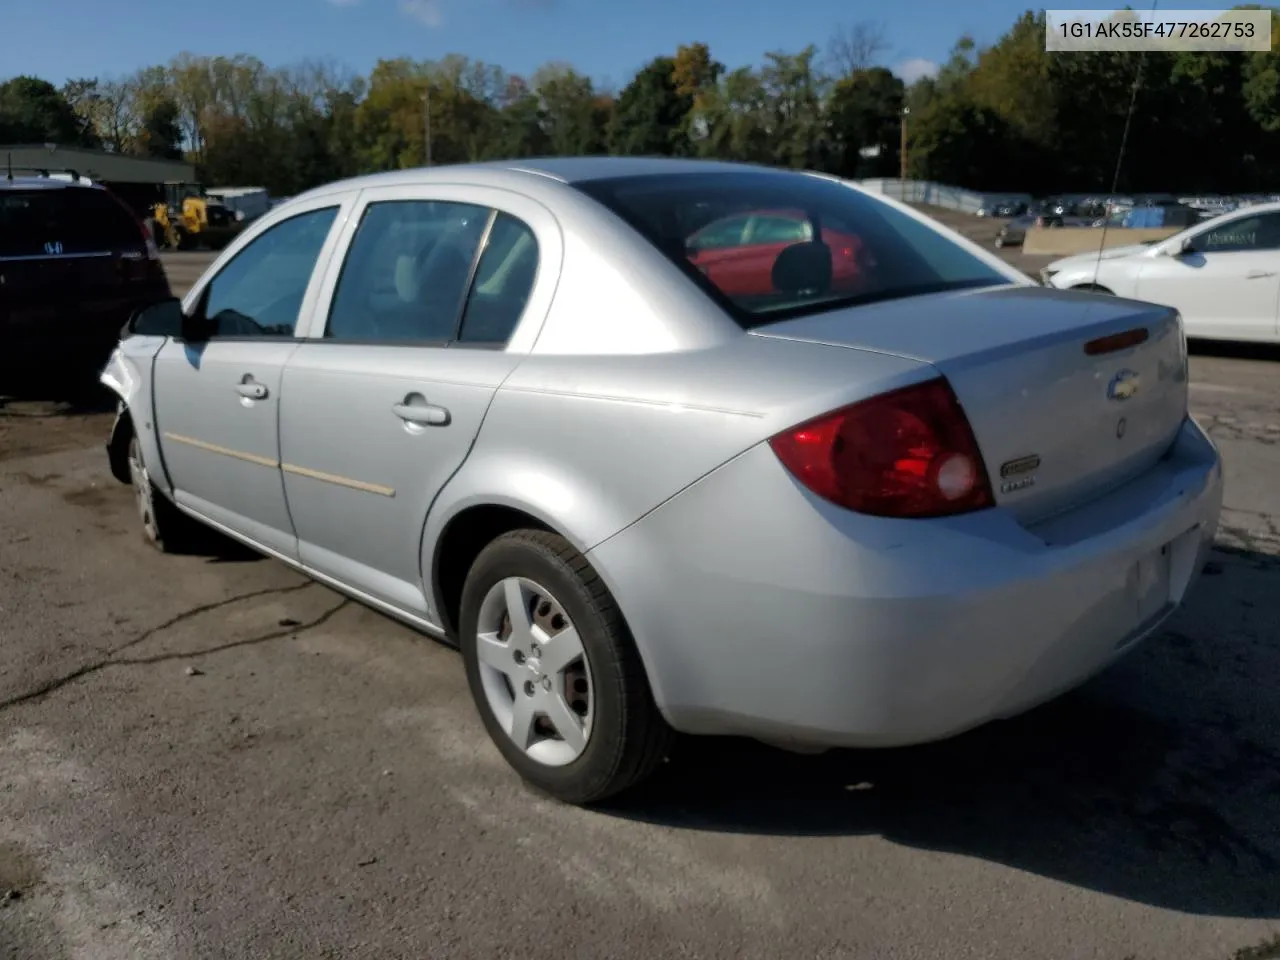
[751,285,1188,524]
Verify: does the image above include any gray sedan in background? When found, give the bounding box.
[101,158,1222,804]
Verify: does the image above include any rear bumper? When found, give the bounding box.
[0,295,161,375]
[589,416,1223,747]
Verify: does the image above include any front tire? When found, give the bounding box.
[127,435,202,553]
[459,530,671,805]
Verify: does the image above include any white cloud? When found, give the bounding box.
[400,0,444,25]
[893,57,940,84]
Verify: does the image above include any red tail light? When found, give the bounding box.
[768,378,995,518]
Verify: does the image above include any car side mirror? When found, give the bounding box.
[126,297,185,338]
[180,310,214,343]
[1178,237,1198,256]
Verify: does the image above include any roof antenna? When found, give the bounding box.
[1092,0,1157,284]
[5,153,12,181]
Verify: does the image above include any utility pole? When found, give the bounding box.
[899,106,909,183]
[422,87,432,167]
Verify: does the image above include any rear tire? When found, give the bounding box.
[127,435,202,553]
[459,529,671,805]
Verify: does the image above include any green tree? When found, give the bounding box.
[909,98,1023,189]
[609,56,692,156]
[759,46,828,169]
[0,76,89,145]
[1241,9,1280,132]
[672,43,726,152]
[137,97,184,159]
[533,64,608,156]
[826,67,904,178]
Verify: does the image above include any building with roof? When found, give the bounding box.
[1,143,194,184]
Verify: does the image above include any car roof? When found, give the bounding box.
[0,175,102,192]
[287,156,797,208]
[486,156,773,182]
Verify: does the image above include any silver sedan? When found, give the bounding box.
[101,157,1223,804]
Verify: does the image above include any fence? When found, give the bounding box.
[855,179,1032,214]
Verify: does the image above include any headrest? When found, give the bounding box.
[771,241,833,296]
[393,254,419,301]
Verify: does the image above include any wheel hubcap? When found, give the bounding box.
[475,577,592,766]
[127,441,157,539]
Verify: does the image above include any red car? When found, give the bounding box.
[686,209,865,299]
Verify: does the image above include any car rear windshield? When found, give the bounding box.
[0,187,141,258]
[574,171,1010,328]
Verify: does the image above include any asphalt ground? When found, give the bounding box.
[1,222,1277,960]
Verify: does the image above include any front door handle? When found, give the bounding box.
[237,378,268,400]
[1245,270,1276,279]
[393,393,450,427]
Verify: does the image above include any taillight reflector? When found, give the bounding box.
[768,377,995,518]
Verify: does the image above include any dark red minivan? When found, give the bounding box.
[0,176,171,387]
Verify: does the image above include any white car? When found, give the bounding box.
[1041,200,1280,344]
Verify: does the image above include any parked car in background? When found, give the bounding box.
[205,187,272,224]
[1,171,170,388]
[686,208,867,298]
[103,157,1222,805]
[1041,200,1280,343]
[994,214,1035,248]
[977,199,1028,218]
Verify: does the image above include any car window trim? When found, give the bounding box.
[174,203,344,344]
[450,209,499,341]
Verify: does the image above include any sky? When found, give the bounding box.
[0,0,1244,91]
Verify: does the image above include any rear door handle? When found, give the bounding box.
[237,378,268,400]
[1245,270,1276,279]
[393,394,450,427]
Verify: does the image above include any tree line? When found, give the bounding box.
[1,7,1278,198]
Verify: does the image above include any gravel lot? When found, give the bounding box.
[1,231,1277,960]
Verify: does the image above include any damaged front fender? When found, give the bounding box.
[100,338,166,486]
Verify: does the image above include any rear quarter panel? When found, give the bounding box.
[422,335,932,559]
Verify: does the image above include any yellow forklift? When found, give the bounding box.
[150,182,243,251]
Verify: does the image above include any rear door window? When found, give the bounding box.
[326,200,489,343]
[325,200,540,348]
[0,188,142,258]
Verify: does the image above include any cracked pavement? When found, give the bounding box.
[0,255,1278,959]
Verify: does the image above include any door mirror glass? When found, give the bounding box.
[126,297,184,338]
